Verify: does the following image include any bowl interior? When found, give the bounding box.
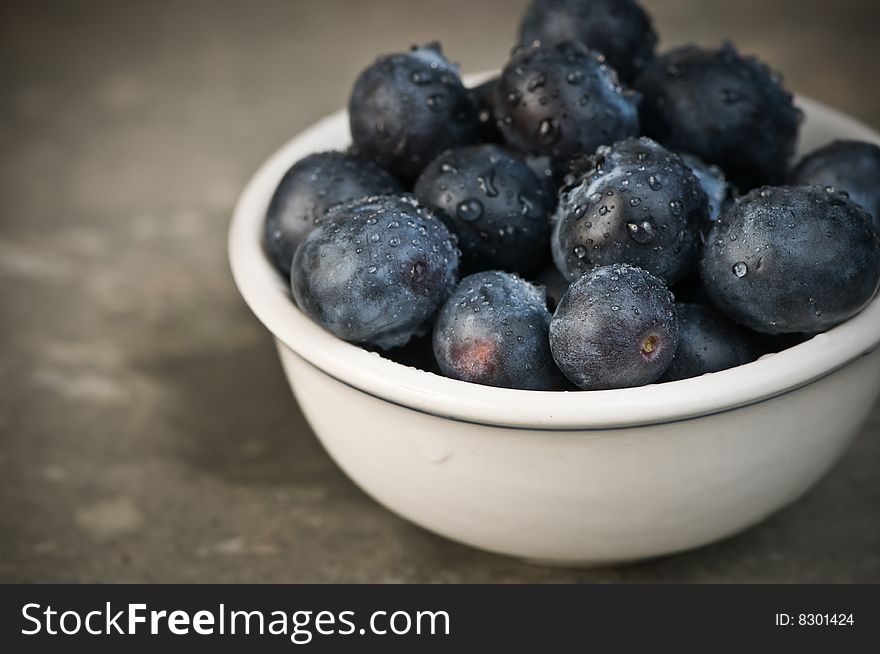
[229,76,880,430]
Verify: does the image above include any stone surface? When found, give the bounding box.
[0,0,878,583]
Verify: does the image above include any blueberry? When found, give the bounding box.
[413,145,554,276]
[681,153,734,224]
[348,43,481,182]
[264,152,402,276]
[518,0,657,82]
[635,43,801,190]
[700,185,880,334]
[495,41,639,169]
[551,137,707,284]
[291,195,460,349]
[549,263,678,390]
[433,271,565,389]
[789,140,880,230]
[660,303,755,382]
[468,76,504,143]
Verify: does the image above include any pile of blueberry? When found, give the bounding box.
[265,0,880,391]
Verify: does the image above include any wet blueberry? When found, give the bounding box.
[291,195,460,349]
[549,263,678,390]
[700,185,880,334]
[348,43,481,182]
[433,271,565,390]
[635,43,801,190]
[517,0,657,82]
[264,151,402,276]
[552,137,707,284]
[660,303,756,382]
[789,140,880,230]
[413,144,554,275]
[495,40,639,169]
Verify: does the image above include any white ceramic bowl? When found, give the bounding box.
[229,78,880,566]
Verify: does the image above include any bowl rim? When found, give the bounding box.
[229,89,880,430]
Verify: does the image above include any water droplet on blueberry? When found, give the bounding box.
[527,74,546,91]
[477,171,499,197]
[537,118,561,145]
[425,94,447,112]
[411,70,432,85]
[626,220,657,244]
[456,198,484,222]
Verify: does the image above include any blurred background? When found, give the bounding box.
[1,0,878,582]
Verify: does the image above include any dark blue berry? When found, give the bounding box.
[635,43,801,190]
[413,145,554,275]
[549,263,678,389]
[700,186,880,334]
[552,137,707,284]
[348,43,480,182]
[291,195,460,349]
[789,140,880,230]
[433,271,565,389]
[660,303,756,382]
[264,152,402,276]
[495,41,639,168]
[518,0,657,82]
